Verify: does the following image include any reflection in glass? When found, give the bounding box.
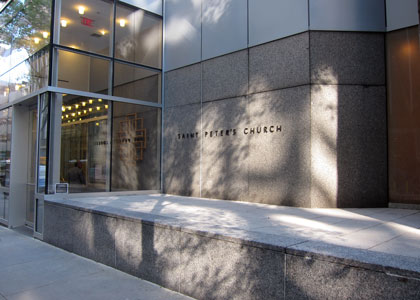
[115,2,162,68]
[57,49,109,94]
[112,103,160,191]
[387,26,420,205]
[0,0,52,69]
[26,105,38,225]
[113,62,160,102]
[37,94,49,194]
[8,49,49,101]
[0,109,12,189]
[0,73,9,105]
[58,0,113,55]
[60,95,110,193]
[0,192,9,221]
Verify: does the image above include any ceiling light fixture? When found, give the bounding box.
[119,19,126,27]
[78,6,85,15]
[60,19,68,27]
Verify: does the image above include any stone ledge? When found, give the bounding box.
[44,198,420,300]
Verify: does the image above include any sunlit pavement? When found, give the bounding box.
[49,193,420,271]
[0,225,193,300]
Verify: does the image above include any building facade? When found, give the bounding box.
[0,0,419,235]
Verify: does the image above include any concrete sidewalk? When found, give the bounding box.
[0,226,193,300]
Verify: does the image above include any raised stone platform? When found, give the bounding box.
[43,194,420,300]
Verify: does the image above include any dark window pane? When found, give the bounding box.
[60,95,110,193]
[111,102,160,191]
[57,49,109,94]
[115,3,162,68]
[113,62,160,102]
[59,0,113,56]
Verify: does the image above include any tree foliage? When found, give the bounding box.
[0,0,51,55]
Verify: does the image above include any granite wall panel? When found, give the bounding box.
[179,231,285,300]
[285,254,420,300]
[201,97,249,201]
[249,32,310,94]
[247,86,311,206]
[164,64,201,108]
[310,31,385,85]
[163,104,201,197]
[202,50,248,102]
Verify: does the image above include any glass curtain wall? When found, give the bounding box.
[59,93,160,192]
[0,0,52,103]
[0,108,12,223]
[53,0,162,193]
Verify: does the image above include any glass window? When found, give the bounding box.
[0,108,12,189]
[57,49,110,94]
[0,73,9,105]
[58,0,113,56]
[60,95,110,193]
[387,26,420,205]
[113,62,160,102]
[8,49,49,102]
[0,0,52,69]
[37,94,49,194]
[115,2,162,68]
[111,102,160,191]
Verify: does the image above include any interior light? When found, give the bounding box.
[60,19,68,27]
[71,113,76,117]
[119,19,126,27]
[98,98,102,102]
[34,37,40,44]
[67,120,70,123]
[62,106,65,112]
[89,108,93,112]
[78,111,81,115]
[95,122,99,126]
[89,99,93,104]
[61,116,64,119]
[100,30,106,35]
[42,32,49,39]
[96,106,100,110]
[65,114,69,118]
[105,104,108,109]
[83,110,87,114]
[67,106,72,110]
[82,101,86,106]
[78,6,85,15]
[15,84,20,91]
[79,118,82,121]
[75,104,79,109]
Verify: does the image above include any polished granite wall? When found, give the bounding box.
[163,31,387,208]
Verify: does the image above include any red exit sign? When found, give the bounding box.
[81,17,94,27]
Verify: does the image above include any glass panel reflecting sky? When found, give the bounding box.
[0,0,52,71]
[115,2,162,68]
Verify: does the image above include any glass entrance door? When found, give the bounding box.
[25,106,38,227]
